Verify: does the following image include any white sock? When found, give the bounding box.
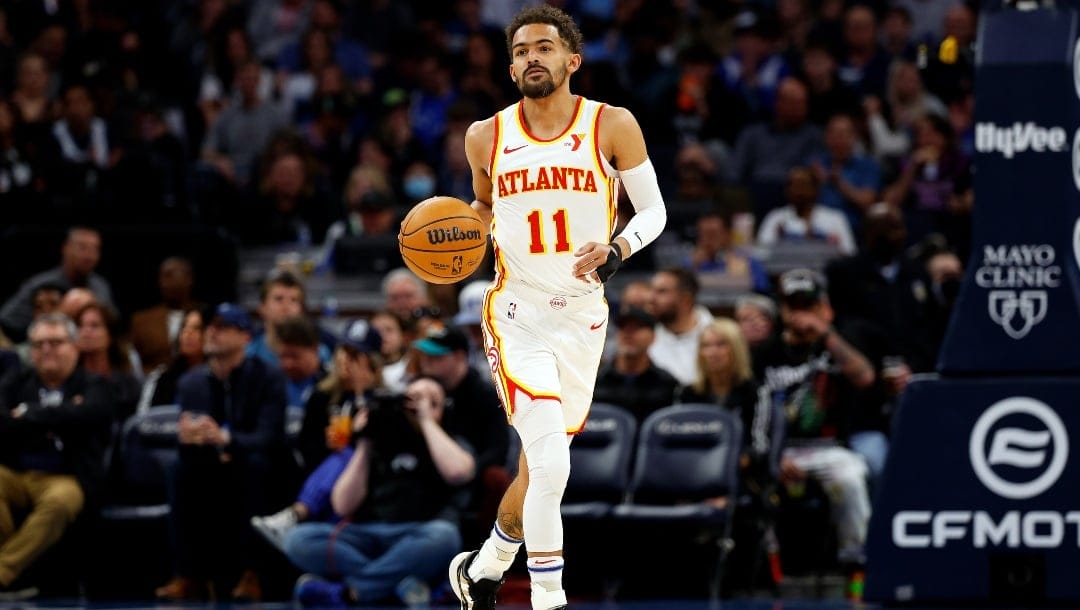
[468,523,523,582]
[527,556,566,609]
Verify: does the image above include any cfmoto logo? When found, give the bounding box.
[1073,128,1080,192]
[969,397,1068,500]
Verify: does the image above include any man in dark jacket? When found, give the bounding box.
[593,307,680,423]
[413,325,509,541]
[0,312,114,600]
[155,303,287,603]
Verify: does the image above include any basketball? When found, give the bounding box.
[398,196,488,284]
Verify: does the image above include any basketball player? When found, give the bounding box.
[448,6,666,610]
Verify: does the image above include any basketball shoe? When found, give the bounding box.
[449,550,503,610]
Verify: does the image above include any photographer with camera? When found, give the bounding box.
[285,375,476,607]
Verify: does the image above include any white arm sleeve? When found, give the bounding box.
[615,158,667,257]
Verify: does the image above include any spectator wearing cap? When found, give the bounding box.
[752,269,875,580]
[298,318,384,471]
[335,165,396,235]
[413,325,508,540]
[318,166,398,272]
[156,303,288,603]
[452,280,489,377]
[251,318,387,554]
[593,307,680,423]
[0,313,114,601]
[0,227,115,343]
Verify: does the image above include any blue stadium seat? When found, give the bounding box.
[101,404,180,519]
[562,403,637,520]
[612,404,743,600]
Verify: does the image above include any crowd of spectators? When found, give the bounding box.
[0,0,980,604]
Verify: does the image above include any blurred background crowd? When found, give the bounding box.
[0,0,978,605]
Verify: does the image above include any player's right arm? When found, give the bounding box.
[464,117,496,231]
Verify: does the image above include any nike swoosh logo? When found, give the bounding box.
[503,144,527,154]
[634,231,642,245]
[590,320,605,330]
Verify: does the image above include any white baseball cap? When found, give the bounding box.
[452,280,489,326]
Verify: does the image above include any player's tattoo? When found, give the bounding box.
[498,512,524,539]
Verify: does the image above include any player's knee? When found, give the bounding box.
[525,432,570,497]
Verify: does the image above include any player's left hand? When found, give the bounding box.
[572,242,620,284]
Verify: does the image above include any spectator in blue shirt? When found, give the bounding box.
[248,269,332,367]
[687,211,770,293]
[811,113,881,237]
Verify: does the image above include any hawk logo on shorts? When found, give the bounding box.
[486,346,501,375]
[549,296,567,310]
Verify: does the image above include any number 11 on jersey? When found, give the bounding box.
[527,208,571,254]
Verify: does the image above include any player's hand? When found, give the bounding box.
[404,378,443,422]
[572,242,620,284]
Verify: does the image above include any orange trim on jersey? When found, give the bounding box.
[606,176,618,237]
[481,249,562,418]
[481,251,513,418]
[567,407,592,435]
[590,103,609,178]
[516,96,584,144]
[488,113,501,179]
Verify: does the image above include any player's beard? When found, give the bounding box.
[519,65,564,99]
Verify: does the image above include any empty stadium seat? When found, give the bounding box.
[102,404,180,518]
[562,403,637,520]
[612,404,743,600]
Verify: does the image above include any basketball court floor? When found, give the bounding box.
[0,600,1023,609]
[0,595,1028,604]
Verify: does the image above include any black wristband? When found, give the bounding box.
[595,243,623,282]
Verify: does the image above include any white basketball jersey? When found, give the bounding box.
[488,97,619,296]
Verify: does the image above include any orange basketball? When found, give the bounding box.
[398,196,488,284]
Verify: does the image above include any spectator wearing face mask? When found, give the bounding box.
[400,161,438,205]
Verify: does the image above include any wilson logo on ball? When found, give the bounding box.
[426,227,483,245]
